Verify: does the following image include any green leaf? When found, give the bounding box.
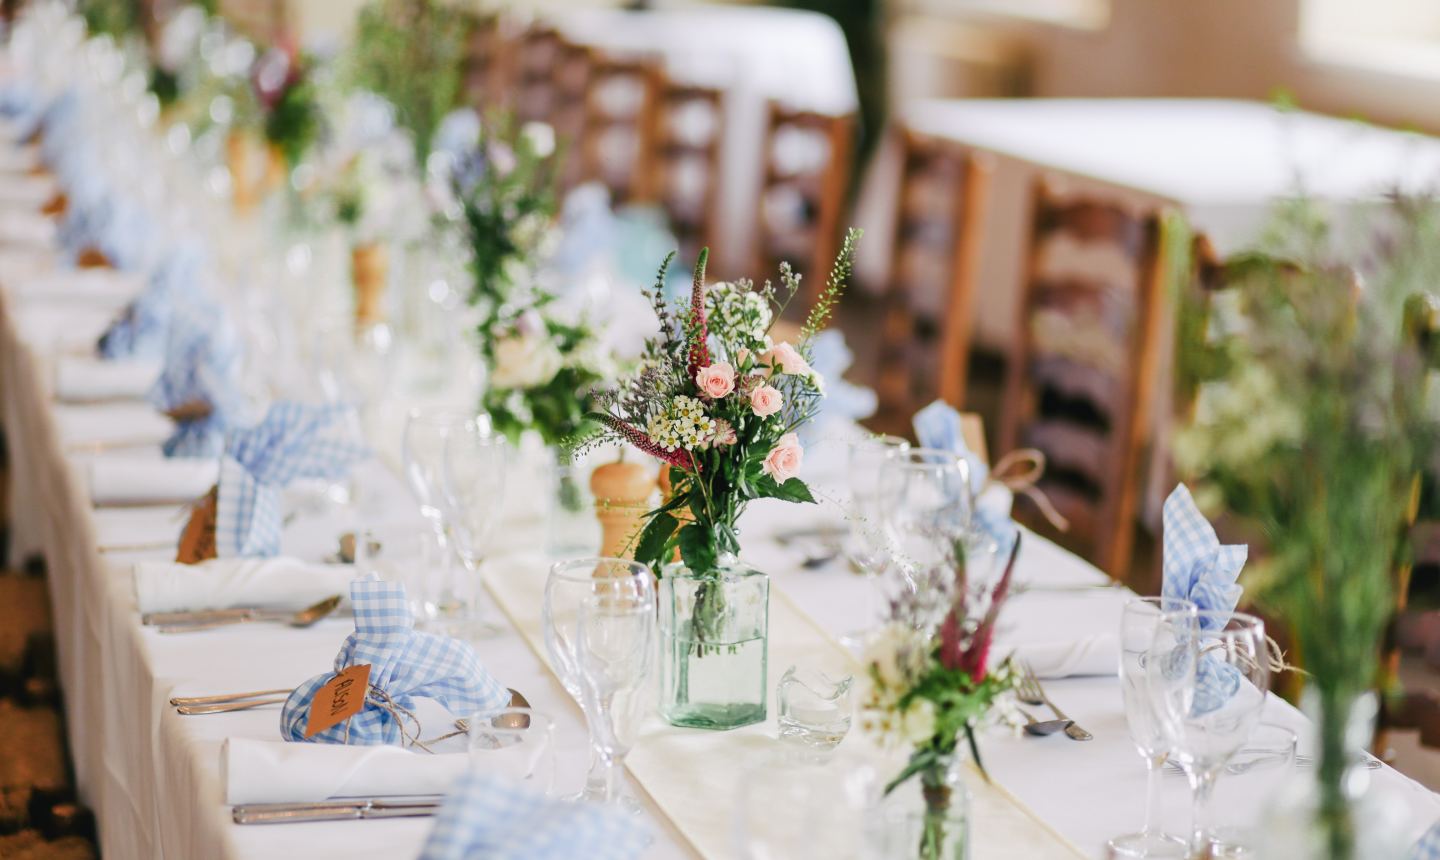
[677,523,718,573]
[883,748,938,796]
[755,475,816,504]
[634,512,678,566]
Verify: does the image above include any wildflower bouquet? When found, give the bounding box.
[252,42,323,169]
[585,228,861,577]
[481,305,613,449]
[860,539,1021,860]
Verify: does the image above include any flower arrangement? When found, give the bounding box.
[252,41,323,169]
[1173,199,1440,859]
[448,117,559,307]
[859,538,1021,860]
[481,305,613,449]
[346,0,471,166]
[584,227,861,577]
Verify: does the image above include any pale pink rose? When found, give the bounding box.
[735,347,752,368]
[750,384,783,417]
[763,342,811,377]
[695,362,736,399]
[762,433,804,483]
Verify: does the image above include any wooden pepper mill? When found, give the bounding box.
[226,132,257,214]
[589,458,656,561]
[352,242,389,327]
[655,465,693,562]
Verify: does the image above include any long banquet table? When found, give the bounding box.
[2,173,1439,860]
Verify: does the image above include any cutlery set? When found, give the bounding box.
[1017,663,1093,741]
[142,595,344,633]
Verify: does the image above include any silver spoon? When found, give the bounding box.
[1020,709,1073,737]
[157,595,343,634]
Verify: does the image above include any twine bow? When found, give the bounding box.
[986,449,1070,532]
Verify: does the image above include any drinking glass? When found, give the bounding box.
[401,407,473,620]
[844,434,911,579]
[542,557,651,803]
[1148,610,1270,858]
[776,666,853,753]
[1107,597,1196,859]
[877,448,973,629]
[1207,722,1297,855]
[576,565,656,810]
[466,707,556,796]
[441,419,508,636]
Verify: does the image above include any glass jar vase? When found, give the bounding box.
[658,557,769,730]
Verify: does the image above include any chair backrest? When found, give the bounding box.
[511,25,564,125]
[461,14,513,111]
[645,76,725,264]
[552,38,595,193]
[876,127,991,422]
[579,53,662,206]
[753,104,855,303]
[998,180,1168,578]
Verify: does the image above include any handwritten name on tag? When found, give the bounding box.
[176,486,218,564]
[305,663,371,738]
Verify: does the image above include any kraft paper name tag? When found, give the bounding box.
[176,486,218,564]
[305,663,371,738]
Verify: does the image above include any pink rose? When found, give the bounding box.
[763,342,811,377]
[695,362,736,399]
[750,384,783,417]
[762,433,804,483]
[735,347,752,368]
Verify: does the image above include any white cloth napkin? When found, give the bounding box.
[53,403,172,450]
[92,506,184,552]
[222,737,467,805]
[1008,633,1119,679]
[0,210,56,247]
[55,357,159,403]
[133,558,358,614]
[0,144,40,173]
[5,268,143,306]
[88,456,217,506]
[0,173,56,207]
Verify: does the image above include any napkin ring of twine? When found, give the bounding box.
[341,686,468,753]
[989,449,1070,532]
[1199,637,1306,678]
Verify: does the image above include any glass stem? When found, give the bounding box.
[1189,767,1218,857]
[1142,753,1165,835]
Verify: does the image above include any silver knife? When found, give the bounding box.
[232,798,443,825]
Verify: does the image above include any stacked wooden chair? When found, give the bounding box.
[579,53,663,206]
[645,77,725,264]
[997,181,1168,579]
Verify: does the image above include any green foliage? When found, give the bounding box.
[78,0,141,38]
[347,0,470,164]
[263,73,322,167]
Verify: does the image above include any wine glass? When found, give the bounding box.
[466,707,556,796]
[542,557,650,803]
[440,419,508,637]
[877,448,973,629]
[575,564,656,810]
[844,435,910,580]
[1148,610,1270,859]
[1107,597,1196,859]
[401,406,473,620]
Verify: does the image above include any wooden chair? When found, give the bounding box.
[753,103,855,304]
[579,53,662,206]
[997,181,1168,579]
[646,76,724,265]
[876,127,991,422]
[552,38,595,193]
[460,13,509,111]
[511,25,564,125]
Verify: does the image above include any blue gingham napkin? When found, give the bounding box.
[913,399,1017,558]
[1162,484,1247,714]
[215,401,368,557]
[55,185,160,272]
[280,580,510,746]
[1412,820,1440,860]
[799,330,876,444]
[99,239,208,359]
[148,292,246,458]
[420,770,650,860]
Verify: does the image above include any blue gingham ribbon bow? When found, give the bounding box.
[148,292,247,458]
[799,330,876,444]
[1162,483,1247,714]
[913,399,1017,558]
[420,771,651,860]
[215,401,368,557]
[281,580,510,746]
[99,239,208,359]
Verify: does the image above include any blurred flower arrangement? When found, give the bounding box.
[146,5,208,108]
[251,41,323,169]
[859,539,1021,860]
[346,0,471,166]
[1173,199,1440,860]
[584,228,861,580]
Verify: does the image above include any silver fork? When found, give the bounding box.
[1017,663,1092,741]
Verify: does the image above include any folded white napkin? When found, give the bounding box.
[0,174,56,207]
[6,269,144,306]
[1009,633,1119,679]
[89,456,217,506]
[16,305,115,354]
[53,403,172,450]
[133,557,358,614]
[91,505,185,552]
[0,145,40,173]
[222,737,467,805]
[55,357,160,403]
[0,210,56,247]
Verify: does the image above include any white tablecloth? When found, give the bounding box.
[553,5,858,277]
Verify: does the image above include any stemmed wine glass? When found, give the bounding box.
[576,563,656,811]
[1107,596,1197,859]
[1148,610,1270,859]
[440,418,508,637]
[466,707,556,796]
[876,448,973,629]
[401,406,475,625]
[542,557,653,805]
